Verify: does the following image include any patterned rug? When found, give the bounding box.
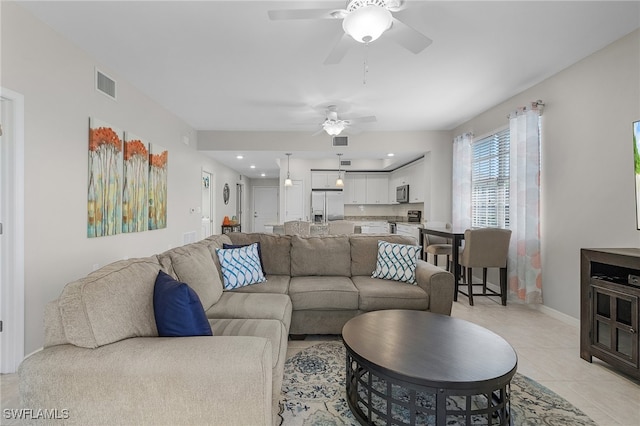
[278,342,596,426]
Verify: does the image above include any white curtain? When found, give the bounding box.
[452,132,473,229]
[508,103,543,303]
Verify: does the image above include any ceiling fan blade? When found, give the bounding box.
[346,115,377,124]
[323,33,352,65]
[268,8,343,21]
[312,128,326,137]
[386,17,433,54]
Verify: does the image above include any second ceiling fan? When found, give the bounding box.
[268,0,433,64]
[315,105,376,136]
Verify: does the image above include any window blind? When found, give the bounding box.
[471,129,510,228]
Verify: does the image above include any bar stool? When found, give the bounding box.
[425,234,452,271]
[458,228,512,306]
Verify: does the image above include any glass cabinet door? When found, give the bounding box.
[592,284,638,367]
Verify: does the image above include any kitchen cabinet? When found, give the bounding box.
[311,171,338,189]
[345,173,389,205]
[388,158,424,203]
[365,174,389,204]
[344,174,366,204]
[406,159,425,203]
[358,221,390,234]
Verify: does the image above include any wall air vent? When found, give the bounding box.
[332,136,348,147]
[341,160,351,166]
[95,69,116,100]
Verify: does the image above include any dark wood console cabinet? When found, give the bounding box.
[580,248,640,379]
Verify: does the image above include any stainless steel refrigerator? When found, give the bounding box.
[311,190,345,223]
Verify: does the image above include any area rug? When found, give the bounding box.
[278,342,596,426]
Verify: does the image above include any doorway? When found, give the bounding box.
[253,186,279,232]
[201,170,214,239]
[1,88,25,373]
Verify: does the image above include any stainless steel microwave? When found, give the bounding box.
[396,184,409,203]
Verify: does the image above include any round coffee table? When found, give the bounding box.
[342,310,517,426]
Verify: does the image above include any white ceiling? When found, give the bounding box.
[17,1,640,178]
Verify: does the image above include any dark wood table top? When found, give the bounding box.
[342,310,517,390]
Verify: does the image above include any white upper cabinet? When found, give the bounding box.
[388,158,425,203]
[311,171,338,189]
[345,173,389,205]
[344,173,366,204]
[365,174,389,204]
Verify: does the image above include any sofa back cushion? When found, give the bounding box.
[57,256,161,349]
[350,235,418,276]
[200,234,233,283]
[291,235,351,277]
[227,233,292,276]
[159,242,223,311]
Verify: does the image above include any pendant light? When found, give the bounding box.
[335,153,344,187]
[284,153,293,187]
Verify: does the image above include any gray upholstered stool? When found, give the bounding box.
[424,234,453,271]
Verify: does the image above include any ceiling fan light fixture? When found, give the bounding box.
[323,120,346,136]
[342,4,392,43]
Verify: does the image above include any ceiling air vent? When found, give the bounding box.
[332,136,348,146]
[95,69,116,100]
[341,160,351,166]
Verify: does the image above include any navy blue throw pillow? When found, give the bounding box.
[223,242,267,275]
[153,270,213,337]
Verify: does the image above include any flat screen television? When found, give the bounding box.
[634,120,640,229]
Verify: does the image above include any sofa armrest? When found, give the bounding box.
[19,336,272,426]
[415,260,455,315]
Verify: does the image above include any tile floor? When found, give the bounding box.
[2,299,640,425]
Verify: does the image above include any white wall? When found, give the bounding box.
[2,3,245,353]
[453,30,640,319]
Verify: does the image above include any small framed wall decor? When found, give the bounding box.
[634,121,640,229]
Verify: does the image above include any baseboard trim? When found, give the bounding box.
[533,304,579,328]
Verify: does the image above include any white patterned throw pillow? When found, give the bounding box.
[372,240,422,284]
[215,243,266,290]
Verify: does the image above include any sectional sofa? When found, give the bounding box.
[18,232,454,425]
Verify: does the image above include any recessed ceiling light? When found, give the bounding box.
[236,155,244,159]
[261,173,266,177]
[250,165,256,169]
[387,153,395,157]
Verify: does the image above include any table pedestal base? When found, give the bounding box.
[346,353,512,426]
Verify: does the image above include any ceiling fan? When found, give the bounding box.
[268,0,432,64]
[315,105,376,136]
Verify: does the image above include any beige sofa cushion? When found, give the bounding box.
[57,257,161,348]
[351,275,429,311]
[227,233,292,276]
[350,234,418,276]
[228,275,290,294]
[288,276,359,310]
[160,243,223,310]
[290,235,351,277]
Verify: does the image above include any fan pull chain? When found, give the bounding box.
[363,43,369,85]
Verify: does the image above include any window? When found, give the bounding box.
[471,129,510,228]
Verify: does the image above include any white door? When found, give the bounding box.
[201,170,214,239]
[284,180,304,222]
[253,186,279,232]
[1,88,25,373]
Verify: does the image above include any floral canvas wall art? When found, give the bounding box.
[634,121,640,229]
[123,133,149,233]
[88,118,123,238]
[148,143,168,230]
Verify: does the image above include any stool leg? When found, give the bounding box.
[467,267,474,306]
[482,268,488,294]
[500,267,507,306]
[446,255,451,272]
[434,255,438,267]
